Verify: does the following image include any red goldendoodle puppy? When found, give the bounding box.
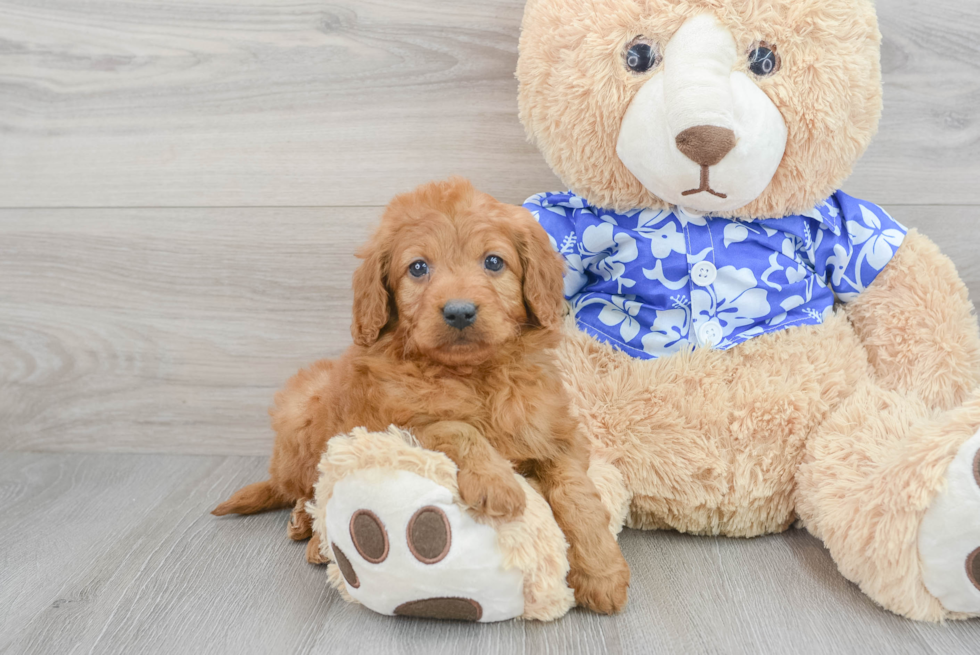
[213,177,630,613]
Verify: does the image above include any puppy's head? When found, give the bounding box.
[351,177,565,367]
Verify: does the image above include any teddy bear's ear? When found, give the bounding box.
[512,207,565,332]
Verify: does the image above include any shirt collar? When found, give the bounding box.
[536,191,843,236]
[797,200,843,236]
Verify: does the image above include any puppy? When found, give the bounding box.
[213,177,630,613]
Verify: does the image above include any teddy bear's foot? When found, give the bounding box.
[322,469,526,622]
[309,427,578,622]
[919,428,980,614]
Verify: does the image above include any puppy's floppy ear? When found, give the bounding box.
[350,241,392,347]
[514,207,566,332]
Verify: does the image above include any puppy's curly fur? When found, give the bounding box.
[213,177,630,614]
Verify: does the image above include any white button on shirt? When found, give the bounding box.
[698,321,724,347]
[675,205,705,220]
[691,261,717,287]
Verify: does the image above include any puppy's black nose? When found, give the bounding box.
[442,300,478,330]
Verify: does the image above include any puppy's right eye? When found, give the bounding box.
[409,260,429,278]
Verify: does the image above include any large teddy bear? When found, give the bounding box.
[307,0,980,622]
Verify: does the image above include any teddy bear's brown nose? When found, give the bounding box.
[675,125,737,167]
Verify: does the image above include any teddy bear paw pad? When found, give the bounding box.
[394,597,483,621]
[919,429,980,613]
[324,469,524,622]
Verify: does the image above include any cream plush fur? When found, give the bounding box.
[516,0,980,622]
[309,0,980,623]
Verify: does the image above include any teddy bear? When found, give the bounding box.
[307,0,980,622]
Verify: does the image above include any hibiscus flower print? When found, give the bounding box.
[575,294,644,343]
[547,231,588,298]
[846,204,906,289]
[642,299,691,355]
[526,189,907,361]
[692,266,771,338]
[723,223,748,247]
[634,210,686,259]
[578,223,639,294]
[647,222,686,259]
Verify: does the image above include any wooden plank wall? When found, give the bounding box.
[2,0,979,455]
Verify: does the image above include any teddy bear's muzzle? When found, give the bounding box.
[616,12,788,215]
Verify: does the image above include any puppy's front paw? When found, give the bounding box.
[457,469,526,521]
[568,552,630,614]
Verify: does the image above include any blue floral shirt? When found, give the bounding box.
[524,191,907,360]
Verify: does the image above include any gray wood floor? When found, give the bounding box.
[1,452,978,655]
[2,0,980,652]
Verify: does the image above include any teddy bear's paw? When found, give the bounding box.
[918,429,980,614]
[323,469,525,622]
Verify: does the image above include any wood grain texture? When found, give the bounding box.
[0,0,560,208]
[850,0,980,205]
[1,452,978,654]
[0,0,978,208]
[0,207,376,455]
[3,204,979,455]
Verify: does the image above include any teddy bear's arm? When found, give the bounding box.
[845,229,980,410]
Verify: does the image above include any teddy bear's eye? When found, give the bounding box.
[748,43,781,77]
[624,37,661,74]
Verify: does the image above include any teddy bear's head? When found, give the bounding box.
[517,0,882,218]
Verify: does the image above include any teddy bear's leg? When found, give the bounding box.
[308,428,577,622]
[797,380,980,620]
[585,454,631,536]
[846,229,980,411]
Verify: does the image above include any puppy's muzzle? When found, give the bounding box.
[443,300,478,330]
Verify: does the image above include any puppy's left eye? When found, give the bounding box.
[484,255,505,272]
[409,260,429,278]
